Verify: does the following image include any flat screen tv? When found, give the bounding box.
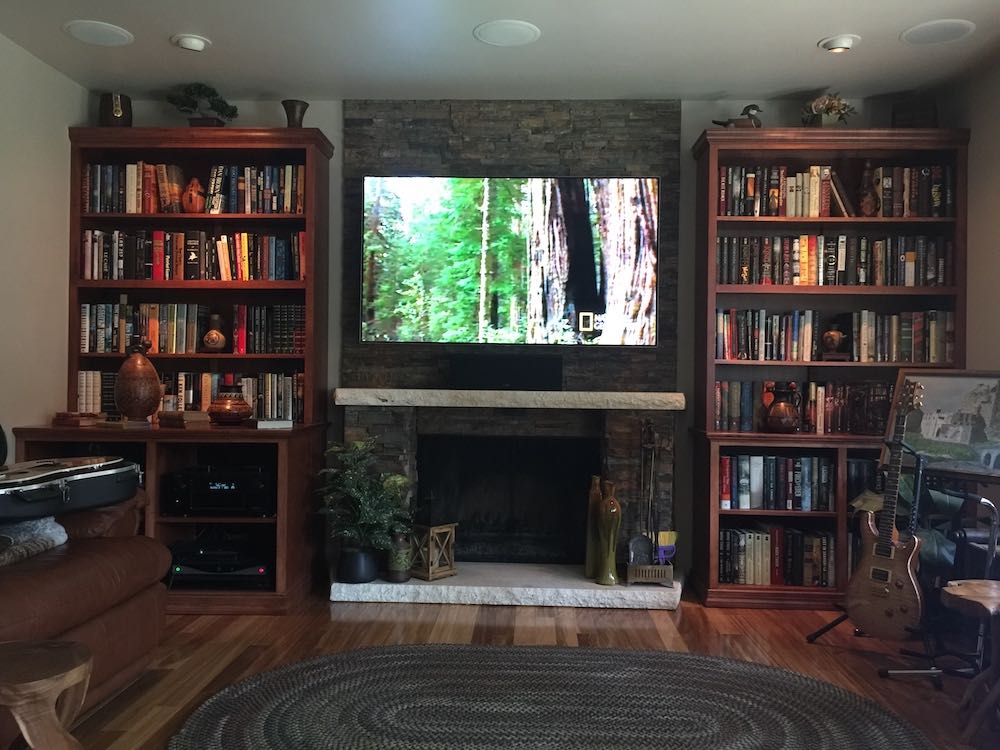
[361,176,658,345]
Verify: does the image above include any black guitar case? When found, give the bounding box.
[0,457,140,522]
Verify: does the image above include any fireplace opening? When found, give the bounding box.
[416,435,601,564]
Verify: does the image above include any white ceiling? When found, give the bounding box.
[1,0,999,100]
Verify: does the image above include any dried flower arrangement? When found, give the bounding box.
[802,92,857,125]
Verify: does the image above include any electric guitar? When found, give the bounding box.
[845,380,924,641]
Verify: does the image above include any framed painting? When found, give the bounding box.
[889,369,1000,482]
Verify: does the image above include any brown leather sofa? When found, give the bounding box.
[0,491,170,749]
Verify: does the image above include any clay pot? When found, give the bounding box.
[384,532,413,582]
[182,178,206,213]
[202,313,227,351]
[207,385,253,425]
[114,340,161,423]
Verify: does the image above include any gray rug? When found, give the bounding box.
[169,644,933,749]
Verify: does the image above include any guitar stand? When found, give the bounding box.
[805,605,864,643]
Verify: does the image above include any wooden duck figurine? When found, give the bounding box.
[712,104,763,129]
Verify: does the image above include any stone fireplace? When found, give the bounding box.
[337,389,682,566]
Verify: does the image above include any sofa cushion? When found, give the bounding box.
[0,536,171,642]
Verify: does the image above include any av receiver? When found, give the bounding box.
[161,466,276,517]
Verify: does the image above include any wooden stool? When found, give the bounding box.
[0,641,92,750]
[940,579,1000,743]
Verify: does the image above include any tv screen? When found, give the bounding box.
[361,176,658,345]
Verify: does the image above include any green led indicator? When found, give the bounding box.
[174,566,181,572]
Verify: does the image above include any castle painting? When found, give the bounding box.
[901,372,1000,475]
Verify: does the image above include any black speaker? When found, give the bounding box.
[447,353,562,391]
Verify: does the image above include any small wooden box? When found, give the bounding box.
[411,523,458,581]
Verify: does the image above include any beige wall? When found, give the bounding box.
[0,32,90,454]
[939,59,1000,369]
[130,100,345,393]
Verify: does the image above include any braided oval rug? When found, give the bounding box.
[168,644,933,750]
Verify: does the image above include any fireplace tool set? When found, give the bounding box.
[625,420,676,586]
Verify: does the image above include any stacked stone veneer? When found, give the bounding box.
[340,99,680,556]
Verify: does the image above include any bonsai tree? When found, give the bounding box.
[166,83,238,123]
[318,438,411,555]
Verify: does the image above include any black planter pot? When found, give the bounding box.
[337,547,379,583]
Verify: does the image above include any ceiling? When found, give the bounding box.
[1,0,999,100]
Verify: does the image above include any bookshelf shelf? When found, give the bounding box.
[81,213,305,221]
[692,128,968,609]
[79,352,305,360]
[716,216,955,224]
[719,510,838,518]
[713,360,955,368]
[38,127,336,615]
[77,280,307,290]
[716,285,959,296]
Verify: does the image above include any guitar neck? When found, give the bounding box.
[876,406,909,553]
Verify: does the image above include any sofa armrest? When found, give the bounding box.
[56,489,145,539]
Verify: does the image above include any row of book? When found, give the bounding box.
[720,454,834,511]
[82,162,306,214]
[77,370,303,423]
[81,229,306,282]
[717,163,953,218]
[716,308,955,364]
[715,234,954,287]
[719,527,836,587]
[79,300,305,355]
[713,380,893,436]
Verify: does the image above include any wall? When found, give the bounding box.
[937,55,1000,369]
[130,99,346,392]
[0,32,90,452]
[340,99,681,392]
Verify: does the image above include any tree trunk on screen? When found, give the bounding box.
[478,177,490,343]
[592,178,658,344]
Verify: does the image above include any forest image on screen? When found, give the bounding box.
[362,177,658,345]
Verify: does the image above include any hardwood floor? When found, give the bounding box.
[72,595,999,750]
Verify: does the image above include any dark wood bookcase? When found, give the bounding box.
[691,128,968,608]
[15,128,333,614]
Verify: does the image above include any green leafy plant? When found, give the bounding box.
[166,83,238,121]
[802,92,856,124]
[318,439,411,551]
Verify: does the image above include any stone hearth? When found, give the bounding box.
[330,563,682,610]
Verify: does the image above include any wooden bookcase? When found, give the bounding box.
[15,128,333,614]
[691,128,968,608]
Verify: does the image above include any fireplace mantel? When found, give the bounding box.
[334,388,685,411]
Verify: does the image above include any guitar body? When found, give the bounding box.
[845,510,923,641]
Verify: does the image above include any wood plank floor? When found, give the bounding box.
[72,596,999,750]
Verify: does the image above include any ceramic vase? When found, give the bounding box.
[98,93,132,127]
[384,532,413,582]
[595,480,622,586]
[181,177,206,213]
[281,99,309,128]
[202,314,227,351]
[584,475,602,578]
[114,340,160,424]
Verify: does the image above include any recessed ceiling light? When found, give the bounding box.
[901,19,976,45]
[473,19,541,47]
[170,33,212,52]
[817,34,861,53]
[63,19,134,47]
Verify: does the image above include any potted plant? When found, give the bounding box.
[318,439,411,583]
[802,92,856,127]
[166,83,239,127]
